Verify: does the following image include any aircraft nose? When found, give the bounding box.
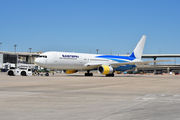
[35,58,40,64]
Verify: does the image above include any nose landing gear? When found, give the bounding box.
[44,68,49,76]
[45,73,49,76]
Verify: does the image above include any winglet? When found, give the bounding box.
[129,35,146,60]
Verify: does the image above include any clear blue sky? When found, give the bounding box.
[0,0,180,55]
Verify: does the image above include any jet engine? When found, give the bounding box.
[63,70,78,74]
[98,65,115,75]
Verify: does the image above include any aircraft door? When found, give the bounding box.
[79,56,83,64]
[54,54,58,62]
[44,59,47,63]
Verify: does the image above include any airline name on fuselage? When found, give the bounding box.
[62,55,79,58]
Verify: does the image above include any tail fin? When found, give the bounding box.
[129,35,146,60]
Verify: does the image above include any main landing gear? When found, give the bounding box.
[84,70,93,76]
[106,73,114,77]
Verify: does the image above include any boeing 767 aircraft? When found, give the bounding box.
[35,35,167,77]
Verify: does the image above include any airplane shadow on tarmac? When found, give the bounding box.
[64,74,144,77]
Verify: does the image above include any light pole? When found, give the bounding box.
[0,43,2,51]
[14,44,18,67]
[29,48,32,64]
[29,48,32,53]
[96,49,99,54]
[14,45,17,53]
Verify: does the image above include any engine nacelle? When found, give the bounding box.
[63,70,78,74]
[98,65,115,75]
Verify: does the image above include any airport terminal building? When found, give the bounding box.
[0,51,41,70]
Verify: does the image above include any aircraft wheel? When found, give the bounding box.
[45,73,49,76]
[8,70,15,76]
[106,74,114,77]
[85,73,93,76]
[106,74,109,77]
[21,71,27,76]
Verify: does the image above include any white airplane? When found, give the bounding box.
[35,35,168,77]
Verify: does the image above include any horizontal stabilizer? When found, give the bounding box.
[111,60,173,67]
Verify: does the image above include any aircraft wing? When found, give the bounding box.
[84,63,102,69]
[84,60,172,69]
[111,60,173,67]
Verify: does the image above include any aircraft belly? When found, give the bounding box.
[48,59,84,70]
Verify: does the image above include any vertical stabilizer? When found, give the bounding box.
[129,35,146,60]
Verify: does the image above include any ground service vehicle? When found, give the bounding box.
[7,68,32,76]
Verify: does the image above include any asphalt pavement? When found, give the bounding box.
[0,72,180,120]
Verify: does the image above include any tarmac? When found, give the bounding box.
[0,72,180,120]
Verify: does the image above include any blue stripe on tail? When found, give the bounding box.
[129,52,136,58]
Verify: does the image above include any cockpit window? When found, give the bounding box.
[38,55,47,58]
